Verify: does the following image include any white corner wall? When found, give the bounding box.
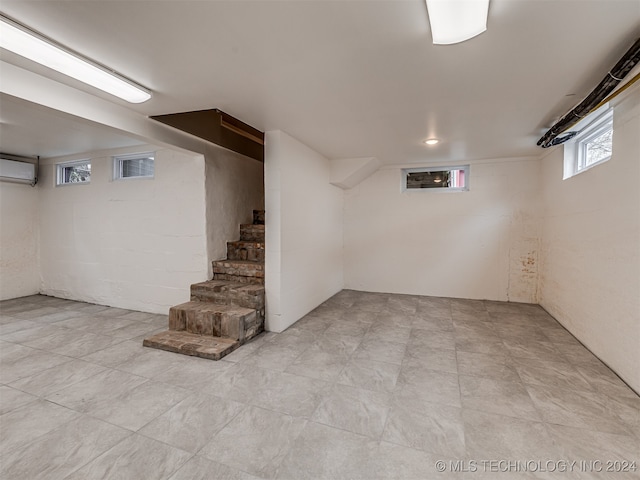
[38,146,209,313]
[264,131,344,332]
[204,144,265,269]
[344,158,541,302]
[0,181,40,300]
[539,87,640,393]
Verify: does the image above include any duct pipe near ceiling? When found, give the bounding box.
[537,37,640,148]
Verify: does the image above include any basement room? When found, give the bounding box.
[0,1,638,479]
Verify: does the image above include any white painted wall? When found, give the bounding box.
[265,130,344,332]
[37,145,208,313]
[344,158,541,302]
[539,86,640,393]
[0,180,40,300]
[204,144,264,269]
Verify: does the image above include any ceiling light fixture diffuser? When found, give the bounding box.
[0,14,151,103]
[424,138,439,145]
[425,0,489,45]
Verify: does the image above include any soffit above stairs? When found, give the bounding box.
[151,109,264,162]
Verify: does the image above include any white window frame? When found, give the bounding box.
[113,152,155,180]
[563,107,613,179]
[402,165,469,192]
[56,159,91,186]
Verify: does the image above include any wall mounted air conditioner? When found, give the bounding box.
[0,155,37,186]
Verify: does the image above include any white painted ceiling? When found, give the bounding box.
[0,0,639,164]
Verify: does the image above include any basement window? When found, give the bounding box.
[564,107,613,179]
[113,152,155,180]
[56,160,91,185]
[402,166,469,191]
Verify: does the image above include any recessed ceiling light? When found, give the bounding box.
[0,14,151,103]
[424,138,439,145]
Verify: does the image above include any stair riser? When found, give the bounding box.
[213,273,264,285]
[240,224,265,242]
[213,261,264,277]
[190,288,264,312]
[169,306,257,342]
[227,243,265,262]
[253,210,265,225]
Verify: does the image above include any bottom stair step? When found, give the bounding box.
[143,330,239,360]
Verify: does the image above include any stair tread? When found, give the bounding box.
[213,259,264,266]
[228,240,264,246]
[171,300,255,316]
[143,330,239,360]
[192,279,264,293]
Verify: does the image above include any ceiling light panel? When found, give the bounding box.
[426,0,489,45]
[0,15,151,103]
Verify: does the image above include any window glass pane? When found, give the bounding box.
[60,162,91,184]
[584,128,612,168]
[121,157,154,178]
[406,169,466,189]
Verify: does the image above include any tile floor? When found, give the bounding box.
[0,291,638,479]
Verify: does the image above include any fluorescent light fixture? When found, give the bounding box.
[0,14,151,103]
[425,0,489,45]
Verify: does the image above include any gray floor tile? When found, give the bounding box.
[169,456,261,480]
[364,323,411,344]
[240,341,308,372]
[153,357,234,391]
[456,351,522,382]
[251,371,330,417]
[405,344,459,374]
[397,365,462,407]
[312,384,391,439]
[200,363,280,403]
[64,434,191,480]
[80,339,150,367]
[410,329,457,351]
[459,375,541,421]
[9,358,107,397]
[546,423,640,466]
[200,405,306,479]
[140,392,244,453]
[0,415,130,480]
[45,368,148,415]
[353,338,407,365]
[526,384,634,435]
[286,348,351,382]
[276,421,379,480]
[462,409,558,459]
[1,293,637,480]
[382,401,465,457]
[0,399,80,454]
[0,385,38,415]
[0,345,72,384]
[337,358,402,392]
[84,380,191,431]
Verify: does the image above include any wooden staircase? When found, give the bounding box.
[143,210,265,360]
